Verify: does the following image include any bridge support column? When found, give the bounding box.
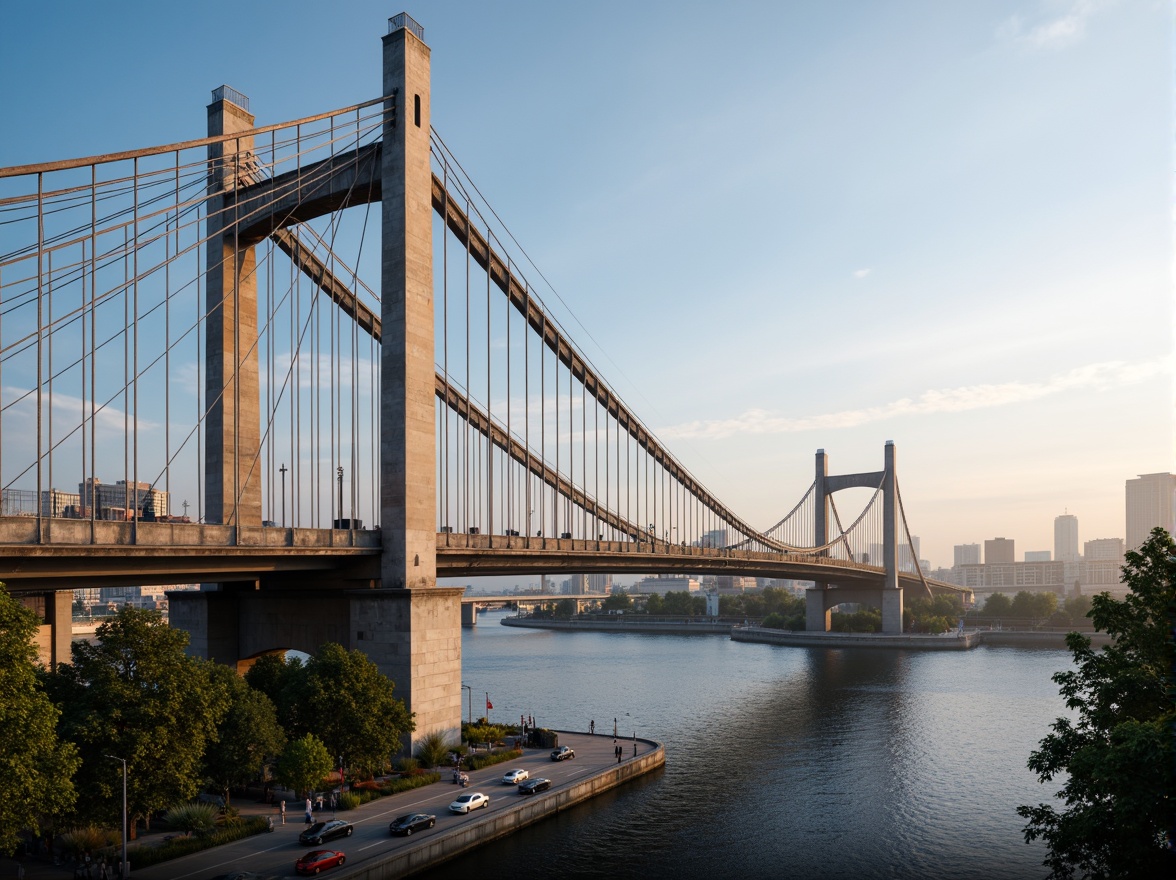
[204,88,261,527]
[805,589,831,632]
[461,602,477,627]
[23,591,73,669]
[377,15,461,749]
[881,588,904,635]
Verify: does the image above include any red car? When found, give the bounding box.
[295,850,345,875]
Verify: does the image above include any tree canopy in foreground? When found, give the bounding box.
[0,584,79,852]
[1018,527,1175,879]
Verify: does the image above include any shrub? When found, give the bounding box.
[58,826,112,859]
[414,731,456,768]
[761,612,786,629]
[128,817,270,868]
[395,756,420,774]
[164,802,220,837]
[377,771,439,794]
[465,749,522,771]
[338,792,364,811]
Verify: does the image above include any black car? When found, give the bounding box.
[299,819,353,846]
[518,777,552,795]
[389,812,436,836]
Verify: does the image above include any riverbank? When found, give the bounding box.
[503,616,1112,648]
[3,731,664,880]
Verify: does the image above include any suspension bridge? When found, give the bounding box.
[0,15,967,743]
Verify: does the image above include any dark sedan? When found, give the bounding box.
[295,850,345,875]
[518,777,552,795]
[299,819,353,846]
[389,812,436,836]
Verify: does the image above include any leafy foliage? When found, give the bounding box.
[243,651,304,730]
[601,591,632,611]
[414,730,456,768]
[283,643,413,778]
[127,816,270,868]
[45,606,226,835]
[0,583,79,851]
[464,748,523,771]
[163,802,221,837]
[1017,527,1175,879]
[554,598,577,619]
[720,587,805,620]
[830,608,882,632]
[905,594,965,633]
[202,663,286,806]
[274,733,333,798]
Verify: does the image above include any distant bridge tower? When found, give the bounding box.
[807,442,903,633]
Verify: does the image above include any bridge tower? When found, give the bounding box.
[806,442,903,633]
[176,15,462,751]
[205,86,262,527]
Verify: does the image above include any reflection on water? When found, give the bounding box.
[425,611,1068,880]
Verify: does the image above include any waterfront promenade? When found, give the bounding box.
[502,616,1111,648]
[4,732,663,880]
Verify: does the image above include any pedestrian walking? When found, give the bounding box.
[589,719,595,735]
[305,797,313,825]
[280,798,286,825]
[615,745,621,764]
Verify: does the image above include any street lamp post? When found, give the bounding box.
[104,755,127,878]
[461,684,472,728]
[336,465,344,527]
[279,464,287,527]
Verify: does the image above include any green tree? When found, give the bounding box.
[1064,594,1094,622]
[602,591,632,611]
[0,584,79,852]
[274,734,333,798]
[290,643,413,778]
[554,598,577,620]
[1017,527,1175,878]
[47,607,228,834]
[643,593,663,614]
[202,664,286,806]
[983,592,1012,616]
[243,651,304,730]
[1011,590,1058,620]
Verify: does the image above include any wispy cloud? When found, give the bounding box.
[996,0,1111,50]
[853,268,872,279]
[661,357,1171,440]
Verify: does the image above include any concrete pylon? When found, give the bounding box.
[205,87,262,527]
[805,443,904,633]
[375,13,462,749]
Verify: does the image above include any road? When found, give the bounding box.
[128,731,654,880]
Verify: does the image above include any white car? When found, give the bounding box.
[501,768,530,785]
[448,792,490,814]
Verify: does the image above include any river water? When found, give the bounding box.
[424,610,1070,880]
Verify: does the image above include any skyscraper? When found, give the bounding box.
[1125,473,1176,549]
[984,537,1015,565]
[1054,513,1079,563]
[954,543,981,566]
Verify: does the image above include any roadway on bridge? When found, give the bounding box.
[37,731,656,880]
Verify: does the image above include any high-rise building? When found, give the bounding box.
[1125,473,1176,549]
[954,544,981,567]
[1081,538,1127,594]
[1025,550,1051,562]
[984,537,1015,565]
[1054,514,1079,563]
[587,573,612,594]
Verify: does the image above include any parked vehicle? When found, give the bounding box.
[518,777,552,795]
[501,768,530,785]
[295,850,345,875]
[389,813,436,836]
[298,819,353,846]
[550,745,575,761]
[448,792,490,814]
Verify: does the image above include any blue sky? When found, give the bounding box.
[2,0,1170,568]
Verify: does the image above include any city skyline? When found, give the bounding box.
[2,0,1169,568]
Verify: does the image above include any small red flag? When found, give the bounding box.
[486,698,493,710]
